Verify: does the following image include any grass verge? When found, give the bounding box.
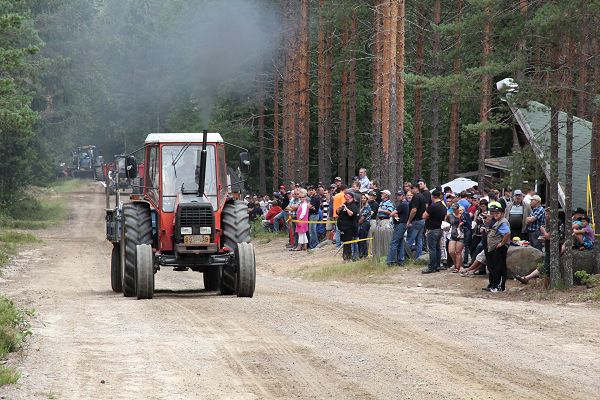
[0,180,79,230]
[303,257,393,281]
[0,232,38,268]
[0,296,33,386]
[251,219,281,244]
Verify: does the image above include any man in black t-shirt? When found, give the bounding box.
[422,189,447,273]
[418,178,432,207]
[406,183,427,258]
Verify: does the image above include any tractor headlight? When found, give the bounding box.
[199,227,212,235]
[181,227,192,235]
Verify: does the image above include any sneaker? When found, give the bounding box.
[482,287,491,291]
[421,268,436,274]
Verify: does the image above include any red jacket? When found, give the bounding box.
[265,206,282,224]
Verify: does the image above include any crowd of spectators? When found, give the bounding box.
[244,171,594,292]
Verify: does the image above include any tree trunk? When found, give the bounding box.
[478,7,492,191]
[317,0,328,185]
[380,1,391,188]
[576,40,589,119]
[388,0,398,190]
[297,0,310,183]
[347,11,358,184]
[562,38,575,287]
[592,38,600,274]
[371,1,383,184]
[396,0,406,186]
[338,28,349,181]
[429,0,441,187]
[413,0,425,180]
[273,67,280,190]
[448,0,462,179]
[257,78,266,195]
[549,107,561,287]
[325,30,334,182]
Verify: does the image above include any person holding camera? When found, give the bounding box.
[337,192,359,261]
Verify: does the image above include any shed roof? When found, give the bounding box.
[508,100,592,209]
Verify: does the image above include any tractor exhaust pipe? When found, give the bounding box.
[197,129,208,198]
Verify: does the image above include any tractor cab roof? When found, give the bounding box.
[145,132,224,144]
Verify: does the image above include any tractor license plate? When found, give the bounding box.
[184,235,210,245]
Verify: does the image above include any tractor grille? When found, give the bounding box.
[180,205,213,227]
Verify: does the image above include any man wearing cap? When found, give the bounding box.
[504,189,531,235]
[377,190,394,225]
[406,183,427,258]
[387,191,409,266]
[483,204,511,292]
[525,194,545,251]
[422,189,447,273]
[358,168,370,190]
[500,188,513,210]
[334,176,343,188]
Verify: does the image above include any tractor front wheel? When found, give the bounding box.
[136,244,154,299]
[121,203,152,297]
[236,242,256,297]
[111,243,122,293]
[220,201,251,295]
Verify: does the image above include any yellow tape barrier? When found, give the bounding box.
[585,175,599,237]
[289,219,337,224]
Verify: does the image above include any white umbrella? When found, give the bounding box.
[440,177,478,194]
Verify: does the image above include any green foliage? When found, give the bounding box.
[574,271,600,287]
[0,295,32,386]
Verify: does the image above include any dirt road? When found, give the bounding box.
[2,183,600,399]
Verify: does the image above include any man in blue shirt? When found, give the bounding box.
[358,168,370,190]
[387,191,409,266]
[377,190,394,224]
[525,195,545,251]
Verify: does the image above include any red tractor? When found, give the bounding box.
[106,131,255,299]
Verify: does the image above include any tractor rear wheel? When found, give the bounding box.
[111,243,122,293]
[220,201,251,295]
[236,242,256,297]
[136,244,154,299]
[121,202,152,297]
[203,268,221,291]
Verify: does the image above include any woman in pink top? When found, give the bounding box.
[293,189,310,251]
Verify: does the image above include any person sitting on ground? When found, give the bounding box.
[262,200,282,231]
[461,249,487,277]
[572,216,594,250]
